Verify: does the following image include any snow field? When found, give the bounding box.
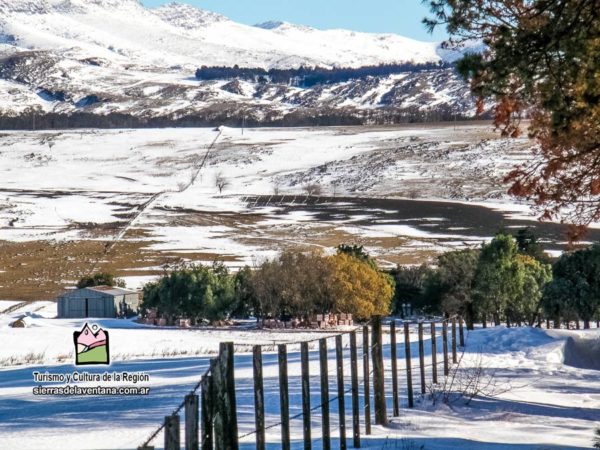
[0,125,532,245]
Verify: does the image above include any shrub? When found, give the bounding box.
[141,263,235,325]
[329,252,394,320]
[77,272,126,289]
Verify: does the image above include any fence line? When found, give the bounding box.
[138,315,462,450]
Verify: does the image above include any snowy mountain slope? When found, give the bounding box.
[0,0,445,69]
[0,0,476,125]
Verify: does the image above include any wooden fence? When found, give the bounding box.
[138,315,464,450]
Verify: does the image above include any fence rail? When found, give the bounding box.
[138,315,463,450]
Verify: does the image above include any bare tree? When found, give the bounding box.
[272,179,282,195]
[215,172,230,194]
[331,180,339,198]
[303,182,322,197]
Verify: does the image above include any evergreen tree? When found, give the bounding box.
[230,266,257,319]
[390,264,434,316]
[425,0,600,232]
[141,264,236,324]
[473,235,520,325]
[511,255,552,326]
[543,244,600,328]
[337,244,377,268]
[473,234,551,326]
[424,249,479,327]
[515,228,548,262]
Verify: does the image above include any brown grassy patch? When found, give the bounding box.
[0,234,238,301]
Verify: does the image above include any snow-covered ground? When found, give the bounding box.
[2,124,597,298]
[0,124,533,245]
[0,302,598,449]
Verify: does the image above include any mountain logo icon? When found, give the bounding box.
[73,323,110,366]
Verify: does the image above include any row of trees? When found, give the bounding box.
[141,246,394,324]
[91,230,599,329]
[392,230,600,329]
[195,62,447,87]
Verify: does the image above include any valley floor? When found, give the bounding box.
[0,301,598,449]
[1,124,598,300]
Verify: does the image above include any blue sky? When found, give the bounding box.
[140,0,448,41]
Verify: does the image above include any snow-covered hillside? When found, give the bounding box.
[0,0,447,69]
[0,0,476,124]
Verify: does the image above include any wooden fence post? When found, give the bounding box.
[442,322,449,377]
[451,318,457,364]
[371,316,387,425]
[201,373,213,450]
[185,394,199,450]
[390,320,400,416]
[213,342,238,450]
[253,346,266,450]
[300,342,312,450]
[362,326,371,435]
[278,344,291,450]
[320,338,331,450]
[164,415,180,450]
[403,323,414,408]
[335,335,347,450]
[349,332,361,448]
[418,323,426,395]
[430,323,438,385]
[458,317,465,348]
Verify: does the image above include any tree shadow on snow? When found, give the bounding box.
[239,436,591,450]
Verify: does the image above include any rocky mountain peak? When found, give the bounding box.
[153,2,228,29]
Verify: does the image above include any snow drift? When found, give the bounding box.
[563,335,600,371]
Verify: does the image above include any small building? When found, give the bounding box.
[57,286,140,319]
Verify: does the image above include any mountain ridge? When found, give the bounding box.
[0,1,480,128]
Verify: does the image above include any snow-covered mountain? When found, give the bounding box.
[0,0,477,127]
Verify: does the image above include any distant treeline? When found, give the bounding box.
[195,62,448,87]
[0,106,481,130]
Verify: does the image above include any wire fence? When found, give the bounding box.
[138,315,463,450]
